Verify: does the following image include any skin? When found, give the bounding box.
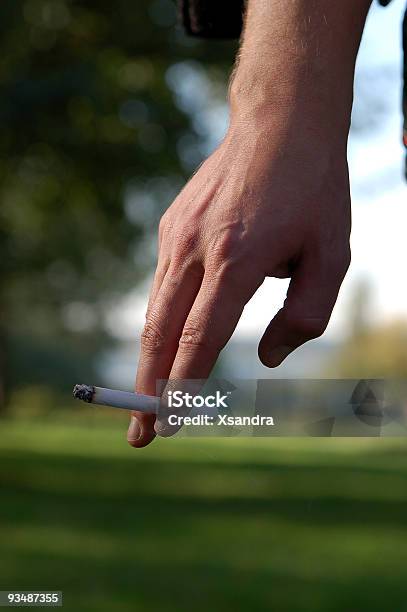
[128,0,373,447]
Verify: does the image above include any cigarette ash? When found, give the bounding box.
[73,384,95,403]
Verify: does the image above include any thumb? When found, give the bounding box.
[259,250,349,367]
[127,411,156,448]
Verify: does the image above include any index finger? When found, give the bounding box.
[128,261,203,447]
[155,266,263,435]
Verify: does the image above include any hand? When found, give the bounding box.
[128,115,351,447]
[127,0,371,447]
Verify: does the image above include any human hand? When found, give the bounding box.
[127,0,372,447]
[128,113,351,446]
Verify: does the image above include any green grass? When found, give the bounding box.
[1,418,407,612]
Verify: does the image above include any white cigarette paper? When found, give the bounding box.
[73,384,159,413]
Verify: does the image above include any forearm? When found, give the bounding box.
[230,0,372,143]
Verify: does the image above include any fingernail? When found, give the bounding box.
[267,345,294,367]
[127,416,141,443]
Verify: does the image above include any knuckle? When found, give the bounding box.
[179,326,205,347]
[175,227,199,255]
[211,228,243,262]
[141,318,166,353]
[179,326,220,352]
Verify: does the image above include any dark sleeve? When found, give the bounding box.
[178,0,245,38]
[178,0,394,39]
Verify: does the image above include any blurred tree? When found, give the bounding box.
[0,0,237,408]
[347,277,374,339]
[328,320,407,378]
[326,279,407,378]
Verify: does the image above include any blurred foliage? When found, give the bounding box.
[325,280,407,378]
[0,0,237,397]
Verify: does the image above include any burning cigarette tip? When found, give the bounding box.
[73,383,95,403]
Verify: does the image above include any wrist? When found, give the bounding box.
[224,97,350,194]
[229,63,353,147]
[228,0,372,148]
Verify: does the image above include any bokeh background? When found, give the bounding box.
[1,1,407,611]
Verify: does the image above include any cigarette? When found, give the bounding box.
[73,384,159,413]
